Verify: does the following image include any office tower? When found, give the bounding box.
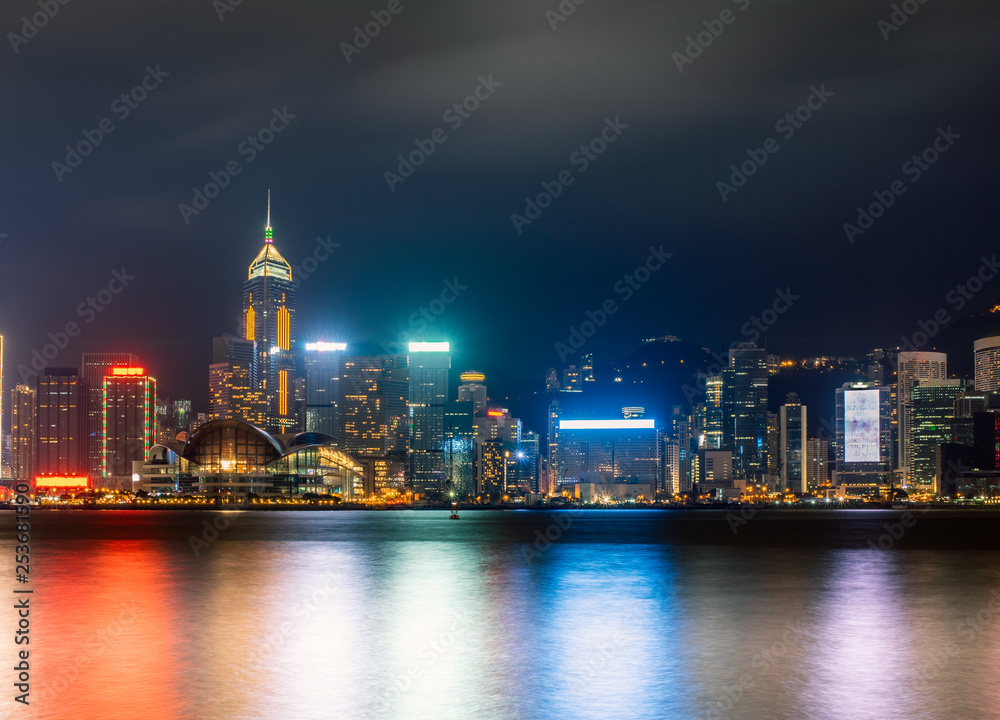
[545,368,560,392]
[910,379,966,491]
[722,344,768,478]
[243,198,298,433]
[209,336,265,425]
[767,354,781,376]
[704,374,723,449]
[457,370,488,414]
[519,430,541,493]
[444,400,475,498]
[663,440,681,495]
[767,411,780,477]
[477,440,507,498]
[866,348,894,385]
[780,393,807,493]
[547,398,560,491]
[835,382,893,496]
[974,336,1000,392]
[81,352,140,477]
[556,419,659,484]
[408,342,450,494]
[973,411,1000,472]
[668,406,691,491]
[11,385,36,484]
[581,353,595,382]
[102,367,157,480]
[304,342,345,436]
[703,450,733,487]
[805,438,830,488]
[36,368,88,480]
[561,365,582,392]
[896,351,947,477]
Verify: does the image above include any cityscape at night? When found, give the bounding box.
[1,1,999,718]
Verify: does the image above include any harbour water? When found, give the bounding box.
[4,509,1000,720]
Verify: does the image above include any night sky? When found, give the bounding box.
[1,0,998,413]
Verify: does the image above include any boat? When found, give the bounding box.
[449,502,460,520]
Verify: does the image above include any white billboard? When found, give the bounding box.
[845,389,880,463]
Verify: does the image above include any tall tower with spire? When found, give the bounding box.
[243,191,298,432]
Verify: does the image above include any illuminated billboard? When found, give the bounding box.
[305,342,347,352]
[559,419,655,430]
[844,389,880,463]
[408,342,450,352]
[35,476,89,489]
[111,367,145,376]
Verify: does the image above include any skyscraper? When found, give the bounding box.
[805,438,829,488]
[457,370,488,414]
[209,336,264,425]
[779,393,807,493]
[896,351,947,478]
[36,368,88,481]
[11,384,36,484]
[444,399,475,498]
[835,382,893,496]
[974,336,1000,392]
[723,344,768,478]
[910,378,966,491]
[304,342,345,436]
[408,342,450,494]
[703,374,723,449]
[243,196,298,433]
[102,367,157,481]
[81,352,140,477]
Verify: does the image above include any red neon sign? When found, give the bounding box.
[112,367,146,376]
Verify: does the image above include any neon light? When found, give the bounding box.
[306,342,347,352]
[112,367,145,376]
[246,306,256,341]
[35,476,89,489]
[277,306,290,350]
[279,370,289,416]
[408,342,449,352]
[559,419,655,430]
[460,371,486,382]
[488,410,503,417]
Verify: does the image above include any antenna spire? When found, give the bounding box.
[265,189,273,241]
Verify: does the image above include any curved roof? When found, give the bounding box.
[248,240,292,281]
[183,418,285,466]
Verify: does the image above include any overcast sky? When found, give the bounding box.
[1,0,998,409]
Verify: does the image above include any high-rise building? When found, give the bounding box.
[545,368,560,392]
[722,344,768,478]
[974,336,1000,393]
[408,342,450,494]
[704,374,723,449]
[209,336,265,425]
[81,352,140,477]
[780,393,807,493]
[304,342,346,436]
[477,440,506,498]
[663,440,681,495]
[805,438,830,488]
[11,384,36,484]
[561,365,582,392]
[444,400,475,498]
[703,450,733,487]
[457,370,488,414]
[36,368,88,482]
[518,430,541,493]
[102,367,157,481]
[243,197,298,433]
[546,398,560,492]
[910,379,966,491]
[835,382,893,496]
[896,351,947,478]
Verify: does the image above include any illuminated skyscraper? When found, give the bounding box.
[835,382,892,496]
[444,400,474,498]
[457,370,487,414]
[556,419,660,484]
[210,336,265,425]
[722,344,768,478]
[11,384,36,484]
[910,378,966,491]
[80,352,139,477]
[974,336,1000,392]
[805,439,830,488]
[243,195,298,433]
[408,342,450,494]
[305,342,345,436]
[102,367,157,480]
[779,393,807,493]
[36,368,88,481]
[704,374,723,449]
[896,351,947,477]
